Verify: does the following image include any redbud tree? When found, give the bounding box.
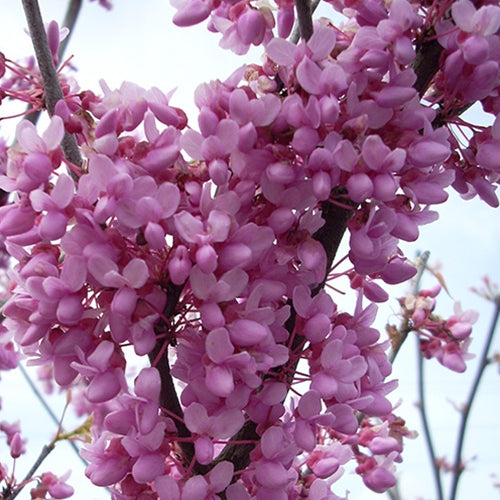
[0,0,499,499]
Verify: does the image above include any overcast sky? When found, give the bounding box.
[0,1,499,499]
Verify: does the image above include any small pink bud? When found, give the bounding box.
[236,9,266,46]
[346,173,373,202]
[194,435,214,465]
[10,432,24,458]
[23,153,53,182]
[168,245,191,285]
[277,6,294,38]
[56,294,84,325]
[173,0,211,27]
[196,244,218,274]
[228,319,268,347]
[363,466,396,493]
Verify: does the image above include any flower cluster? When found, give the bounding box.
[0,0,499,498]
[398,284,478,372]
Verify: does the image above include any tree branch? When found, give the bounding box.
[417,340,444,500]
[449,300,500,500]
[208,190,356,477]
[148,281,209,472]
[21,0,82,170]
[412,31,443,98]
[290,0,319,43]
[58,0,83,63]
[293,0,314,41]
[5,443,55,500]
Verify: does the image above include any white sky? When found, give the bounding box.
[0,1,499,499]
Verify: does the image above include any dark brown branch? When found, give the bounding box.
[412,30,443,97]
[312,188,357,293]
[155,6,449,485]
[148,281,211,473]
[209,190,356,477]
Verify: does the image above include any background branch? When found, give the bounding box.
[417,339,444,500]
[449,300,500,500]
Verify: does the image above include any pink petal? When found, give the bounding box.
[308,26,336,60]
[123,258,148,288]
[174,211,204,243]
[86,370,121,403]
[51,174,74,209]
[17,121,45,153]
[228,319,268,347]
[255,461,288,488]
[208,461,234,492]
[157,182,181,217]
[296,57,322,94]
[39,211,68,240]
[132,453,165,484]
[60,255,86,291]
[266,37,296,66]
[56,294,84,325]
[205,364,234,398]
[206,328,234,363]
[298,390,321,419]
[42,116,65,151]
[173,0,211,27]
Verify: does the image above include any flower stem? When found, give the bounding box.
[449,300,500,500]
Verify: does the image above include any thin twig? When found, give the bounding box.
[6,444,55,500]
[417,337,444,500]
[18,364,86,467]
[389,251,430,363]
[21,0,82,171]
[449,300,500,500]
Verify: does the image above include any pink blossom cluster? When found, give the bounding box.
[0,0,499,498]
[0,417,74,498]
[433,0,500,206]
[399,284,478,372]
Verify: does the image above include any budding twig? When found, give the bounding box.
[21,0,83,171]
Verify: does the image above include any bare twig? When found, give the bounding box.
[417,337,445,500]
[18,364,85,465]
[449,300,500,500]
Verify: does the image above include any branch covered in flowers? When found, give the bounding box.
[0,0,499,499]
